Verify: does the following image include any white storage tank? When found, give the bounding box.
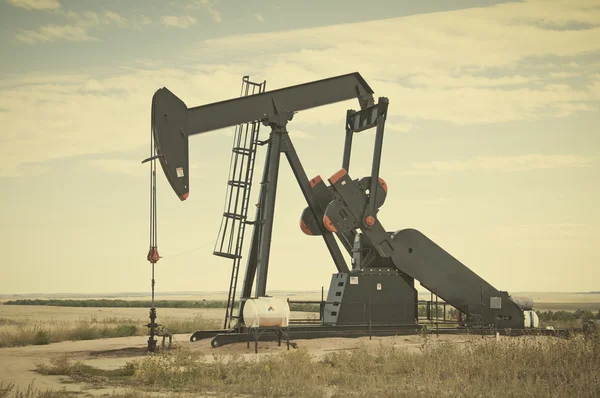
[523,310,539,328]
[242,297,291,328]
[510,296,534,311]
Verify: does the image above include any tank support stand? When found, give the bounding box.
[247,327,291,354]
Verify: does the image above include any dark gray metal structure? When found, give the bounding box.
[149,72,535,346]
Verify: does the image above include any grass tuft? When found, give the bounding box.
[32,329,600,397]
[0,314,219,348]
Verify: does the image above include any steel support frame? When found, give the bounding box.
[240,126,349,307]
[255,128,284,297]
[238,138,272,301]
[367,98,388,217]
[342,97,389,222]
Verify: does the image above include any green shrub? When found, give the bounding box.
[34,328,51,345]
[114,324,138,337]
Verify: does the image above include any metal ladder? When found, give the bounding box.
[213,76,266,329]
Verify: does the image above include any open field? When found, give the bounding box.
[0,291,328,304]
[0,304,316,349]
[1,291,598,348]
[3,290,598,306]
[0,292,599,396]
[1,330,599,397]
[0,305,225,349]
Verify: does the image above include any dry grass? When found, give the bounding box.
[0,380,158,397]
[0,380,79,397]
[0,314,219,348]
[33,329,600,398]
[535,302,600,311]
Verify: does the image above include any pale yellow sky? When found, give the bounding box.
[0,0,599,295]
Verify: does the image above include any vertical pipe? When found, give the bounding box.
[321,286,325,322]
[255,128,283,297]
[368,300,372,340]
[481,286,484,336]
[436,289,439,338]
[429,291,433,321]
[254,330,258,354]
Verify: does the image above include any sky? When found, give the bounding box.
[0,0,599,296]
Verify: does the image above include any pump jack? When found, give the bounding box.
[150,72,538,347]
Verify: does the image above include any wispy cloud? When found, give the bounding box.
[15,24,97,43]
[408,154,597,174]
[61,10,129,29]
[2,0,600,177]
[425,197,452,205]
[181,0,600,126]
[7,0,60,10]
[425,197,453,205]
[0,67,248,177]
[201,0,221,23]
[162,15,197,28]
[408,74,534,88]
[255,13,264,22]
[289,130,312,140]
[386,122,412,133]
[187,0,221,23]
[14,7,148,43]
[490,222,594,240]
[12,4,152,44]
[86,159,147,177]
[133,15,152,30]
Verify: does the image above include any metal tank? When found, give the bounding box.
[510,296,534,311]
[523,310,539,328]
[242,297,290,328]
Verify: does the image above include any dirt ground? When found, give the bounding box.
[0,331,492,396]
[1,292,598,396]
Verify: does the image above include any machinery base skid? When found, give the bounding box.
[190,324,581,348]
[192,323,419,348]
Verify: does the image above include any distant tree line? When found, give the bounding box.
[3,299,227,308]
[2,299,321,312]
[418,305,458,320]
[4,299,598,320]
[537,309,600,323]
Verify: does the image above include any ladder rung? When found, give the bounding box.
[228,180,250,188]
[223,212,246,221]
[232,147,253,156]
[256,139,270,146]
[213,251,242,260]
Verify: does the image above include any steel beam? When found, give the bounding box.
[342,110,354,172]
[367,98,389,217]
[185,73,374,135]
[255,128,284,297]
[282,133,349,273]
[238,140,272,303]
[152,72,374,200]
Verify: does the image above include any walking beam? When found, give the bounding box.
[151,72,374,200]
